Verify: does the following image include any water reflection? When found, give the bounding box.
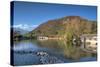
[13,39,97,65]
[35,40,97,61]
[13,40,39,51]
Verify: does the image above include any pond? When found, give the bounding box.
[12,39,97,66]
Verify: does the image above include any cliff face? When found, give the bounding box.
[29,16,97,37]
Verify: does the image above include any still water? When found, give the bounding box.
[12,40,97,66]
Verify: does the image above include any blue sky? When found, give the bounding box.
[13,1,97,30]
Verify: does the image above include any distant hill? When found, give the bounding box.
[28,16,97,38]
[13,28,29,35]
[12,27,30,40]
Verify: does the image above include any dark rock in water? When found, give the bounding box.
[14,50,64,64]
[32,51,65,64]
[14,50,36,54]
[36,51,64,64]
[40,55,64,64]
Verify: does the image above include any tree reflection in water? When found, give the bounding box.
[35,39,97,61]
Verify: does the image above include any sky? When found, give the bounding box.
[12,1,97,30]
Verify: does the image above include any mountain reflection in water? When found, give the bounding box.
[12,40,97,66]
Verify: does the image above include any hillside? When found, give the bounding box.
[28,16,97,38]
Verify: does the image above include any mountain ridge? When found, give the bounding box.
[28,16,97,37]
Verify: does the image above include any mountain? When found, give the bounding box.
[28,16,97,38]
[13,28,30,35]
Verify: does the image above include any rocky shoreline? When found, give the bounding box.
[14,50,64,64]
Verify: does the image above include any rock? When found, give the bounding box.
[39,55,64,64]
[15,50,64,64]
[36,51,48,56]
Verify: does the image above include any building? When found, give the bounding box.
[37,36,48,40]
[80,34,97,52]
[37,35,62,40]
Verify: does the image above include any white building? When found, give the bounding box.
[80,34,97,52]
[37,36,48,40]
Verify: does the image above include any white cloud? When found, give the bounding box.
[32,25,39,28]
[13,24,38,31]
